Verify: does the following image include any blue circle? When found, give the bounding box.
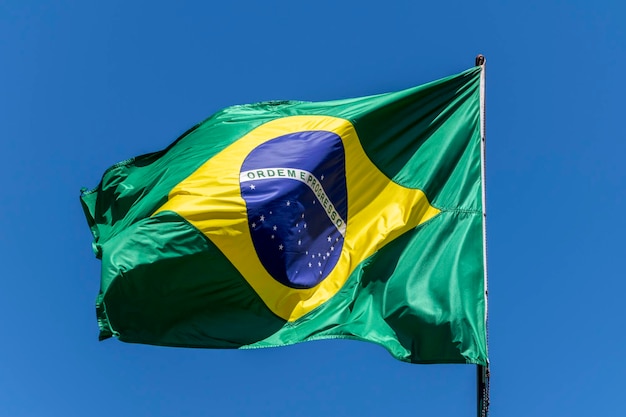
[240,131,347,289]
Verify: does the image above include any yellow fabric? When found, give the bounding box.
[155,116,440,321]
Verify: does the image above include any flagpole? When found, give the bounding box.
[475,53,490,417]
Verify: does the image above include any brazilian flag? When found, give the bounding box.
[80,65,488,365]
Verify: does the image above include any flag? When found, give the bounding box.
[80,65,488,365]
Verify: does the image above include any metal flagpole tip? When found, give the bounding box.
[475,54,486,66]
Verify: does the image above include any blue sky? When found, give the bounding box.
[2,1,625,416]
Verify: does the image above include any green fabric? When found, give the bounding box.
[81,66,487,364]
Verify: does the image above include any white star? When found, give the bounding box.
[260,215,265,222]
[249,184,256,190]
[322,256,326,260]
[286,201,291,206]
[321,174,325,180]
[304,223,307,229]
[273,225,277,231]
[271,234,275,239]
[251,222,256,228]
[308,262,312,268]
[301,213,305,218]
[298,239,302,245]
[326,252,330,257]
[269,211,272,215]
[278,244,284,250]
[312,254,315,258]
[305,251,308,255]
[319,270,322,275]
[327,236,332,242]
[330,246,334,251]
[312,200,315,204]
[318,253,321,257]
[336,237,339,242]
